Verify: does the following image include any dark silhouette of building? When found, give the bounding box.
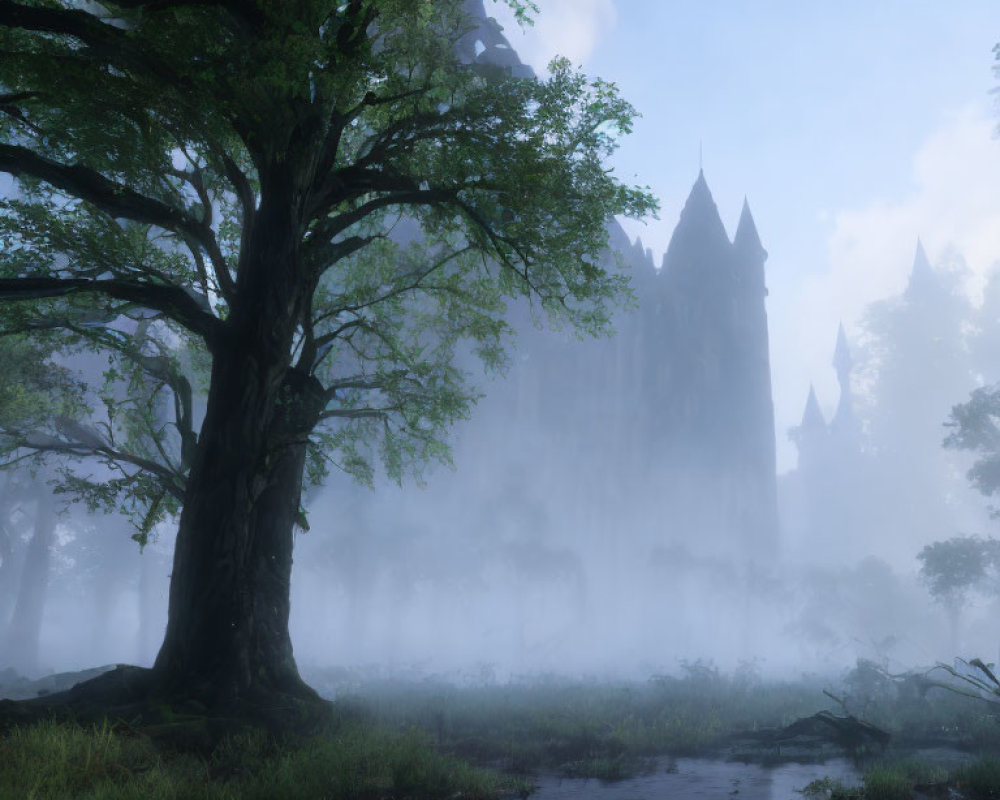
[639,171,779,559]
[783,324,869,562]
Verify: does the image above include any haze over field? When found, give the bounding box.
[3,1,1000,695]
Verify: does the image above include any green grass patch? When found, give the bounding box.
[800,776,863,799]
[311,662,828,779]
[953,756,1000,799]
[299,659,1000,783]
[860,764,912,800]
[0,717,526,800]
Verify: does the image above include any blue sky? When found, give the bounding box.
[491,0,1000,471]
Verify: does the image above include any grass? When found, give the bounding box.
[304,658,1000,778]
[802,756,1000,799]
[310,660,829,775]
[954,757,1000,799]
[0,717,529,800]
[6,660,1000,797]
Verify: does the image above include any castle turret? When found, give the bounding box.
[662,169,733,293]
[651,171,779,559]
[733,198,768,296]
[904,239,936,303]
[789,384,828,479]
[799,384,826,431]
[830,323,859,436]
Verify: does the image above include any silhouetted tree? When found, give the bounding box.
[917,535,997,653]
[0,0,654,714]
[858,244,978,548]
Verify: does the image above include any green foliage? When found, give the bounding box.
[0,333,84,437]
[917,535,999,608]
[0,0,656,529]
[947,385,1000,505]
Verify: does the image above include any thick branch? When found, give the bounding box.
[319,408,392,421]
[8,430,186,502]
[0,143,226,268]
[0,1,130,46]
[313,186,451,243]
[302,233,374,274]
[0,277,220,345]
[0,1,182,83]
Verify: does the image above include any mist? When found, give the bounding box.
[2,2,1000,698]
[4,173,996,690]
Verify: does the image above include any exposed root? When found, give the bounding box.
[0,664,334,754]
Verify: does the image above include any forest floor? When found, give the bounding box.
[2,659,1000,798]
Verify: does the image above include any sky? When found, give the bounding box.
[489,0,1000,472]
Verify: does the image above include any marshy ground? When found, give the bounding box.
[2,659,1000,798]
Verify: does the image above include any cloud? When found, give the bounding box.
[487,0,617,73]
[824,106,1000,320]
[771,104,1000,471]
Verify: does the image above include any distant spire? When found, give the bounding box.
[733,198,766,259]
[662,171,731,282]
[905,238,935,301]
[733,198,768,295]
[830,323,858,434]
[799,385,826,430]
[832,322,851,379]
[914,237,931,272]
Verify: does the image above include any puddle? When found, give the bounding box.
[530,756,860,799]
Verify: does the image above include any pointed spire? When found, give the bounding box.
[914,238,931,272]
[662,170,731,283]
[905,238,936,301]
[734,198,765,256]
[832,322,851,378]
[800,385,826,430]
[829,323,860,436]
[733,197,768,296]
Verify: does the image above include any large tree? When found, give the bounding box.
[0,0,654,714]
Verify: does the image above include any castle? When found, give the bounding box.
[632,171,779,558]
[333,2,786,566]
[482,170,781,563]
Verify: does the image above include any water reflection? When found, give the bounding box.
[530,757,859,800]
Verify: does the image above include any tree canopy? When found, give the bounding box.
[0,0,655,709]
[0,0,653,521]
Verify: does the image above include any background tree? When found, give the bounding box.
[946,385,1000,510]
[0,334,83,674]
[917,535,997,654]
[0,0,654,716]
[857,245,980,553]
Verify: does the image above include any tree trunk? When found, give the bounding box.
[4,487,57,676]
[152,182,324,709]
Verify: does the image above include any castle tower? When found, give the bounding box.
[788,383,828,484]
[651,171,780,559]
[904,238,935,303]
[784,326,875,563]
[730,197,780,556]
[830,322,859,438]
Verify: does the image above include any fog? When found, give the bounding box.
[4,2,1000,692]
[7,176,998,686]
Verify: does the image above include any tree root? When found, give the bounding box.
[0,664,334,754]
